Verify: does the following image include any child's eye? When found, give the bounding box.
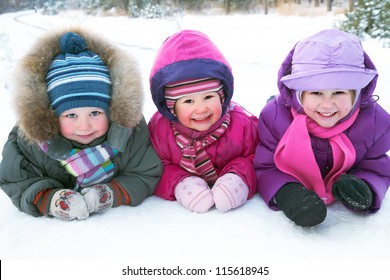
[183,99,193,104]
[90,111,102,116]
[204,94,215,100]
[310,91,322,95]
[334,91,347,95]
[66,113,77,118]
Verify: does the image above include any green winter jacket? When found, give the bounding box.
[0,27,162,217]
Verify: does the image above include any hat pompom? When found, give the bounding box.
[59,32,88,54]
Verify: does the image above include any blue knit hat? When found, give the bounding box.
[47,32,112,116]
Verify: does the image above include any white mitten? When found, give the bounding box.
[212,173,249,212]
[81,184,114,213]
[49,189,89,221]
[174,176,214,213]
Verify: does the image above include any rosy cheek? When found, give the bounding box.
[59,125,73,137]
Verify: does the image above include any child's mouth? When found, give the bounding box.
[318,112,337,117]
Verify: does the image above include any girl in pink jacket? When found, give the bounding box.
[148,30,258,213]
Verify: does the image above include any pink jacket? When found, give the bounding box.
[148,30,259,201]
[148,103,259,200]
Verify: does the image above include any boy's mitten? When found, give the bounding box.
[332,174,373,211]
[275,183,327,227]
[212,173,249,212]
[174,176,214,213]
[81,184,114,213]
[49,189,89,221]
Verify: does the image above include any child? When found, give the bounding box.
[254,29,390,227]
[148,30,259,213]
[0,28,162,221]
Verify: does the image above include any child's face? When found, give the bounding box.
[301,89,354,128]
[174,91,222,131]
[59,107,109,144]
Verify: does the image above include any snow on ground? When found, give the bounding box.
[0,9,389,280]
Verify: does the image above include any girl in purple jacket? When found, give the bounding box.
[254,29,390,227]
[148,30,259,213]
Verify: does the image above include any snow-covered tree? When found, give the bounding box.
[340,0,389,47]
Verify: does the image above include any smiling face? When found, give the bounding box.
[59,107,109,144]
[174,91,223,131]
[301,89,354,128]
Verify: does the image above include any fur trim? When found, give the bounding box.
[13,27,144,143]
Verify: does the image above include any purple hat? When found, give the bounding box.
[281,29,377,91]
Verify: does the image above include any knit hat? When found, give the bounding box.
[281,29,377,91]
[164,78,224,114]
[47,32,112,116]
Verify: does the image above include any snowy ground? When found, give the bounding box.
[1,9,389,280]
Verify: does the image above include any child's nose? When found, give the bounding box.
[77,117,92,130]
[195,102,207,113]
[320,96,334,107]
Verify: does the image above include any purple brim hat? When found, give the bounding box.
[281,29,377,91]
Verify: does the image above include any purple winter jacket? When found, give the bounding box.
[254,40,390,213]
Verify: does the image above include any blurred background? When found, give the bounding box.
[0,0,388,48]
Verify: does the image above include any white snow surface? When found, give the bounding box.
[0,10,389,266]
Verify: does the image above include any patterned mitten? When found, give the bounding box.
[212,173,249,212]
[49,189,89,221]
[174,176,214,213]
[81,184,114,213]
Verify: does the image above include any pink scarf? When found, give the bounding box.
[172,112,231,185]
[274,109,359,204]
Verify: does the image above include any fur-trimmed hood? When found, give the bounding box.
[13,26,144,143]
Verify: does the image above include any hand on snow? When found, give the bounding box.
[332,174,373,211]
[174,176,214,213]
[212,173,249,212]
[49,189,89,221]
[81,184,114,213]
[275,183,326,227]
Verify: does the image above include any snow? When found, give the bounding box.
[1,9,389,279]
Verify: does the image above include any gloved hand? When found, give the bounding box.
[174,176,214,213]
[81,184,114,213]
[275,183,327,227]
[332,174,373,211]
[212,173,249,212]
[49,189,89,221]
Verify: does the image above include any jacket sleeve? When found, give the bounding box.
[110,118,163,206]
[0,126,65,217]
[349,106,390,213]
[218,109,259,199]
[254,101,299,210]
[148,113,191,201]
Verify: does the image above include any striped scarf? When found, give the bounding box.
[172,112,231,184]
[40,143,118,189]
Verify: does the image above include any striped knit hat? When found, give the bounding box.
[164,78,224,114]
[47,32,112,116]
